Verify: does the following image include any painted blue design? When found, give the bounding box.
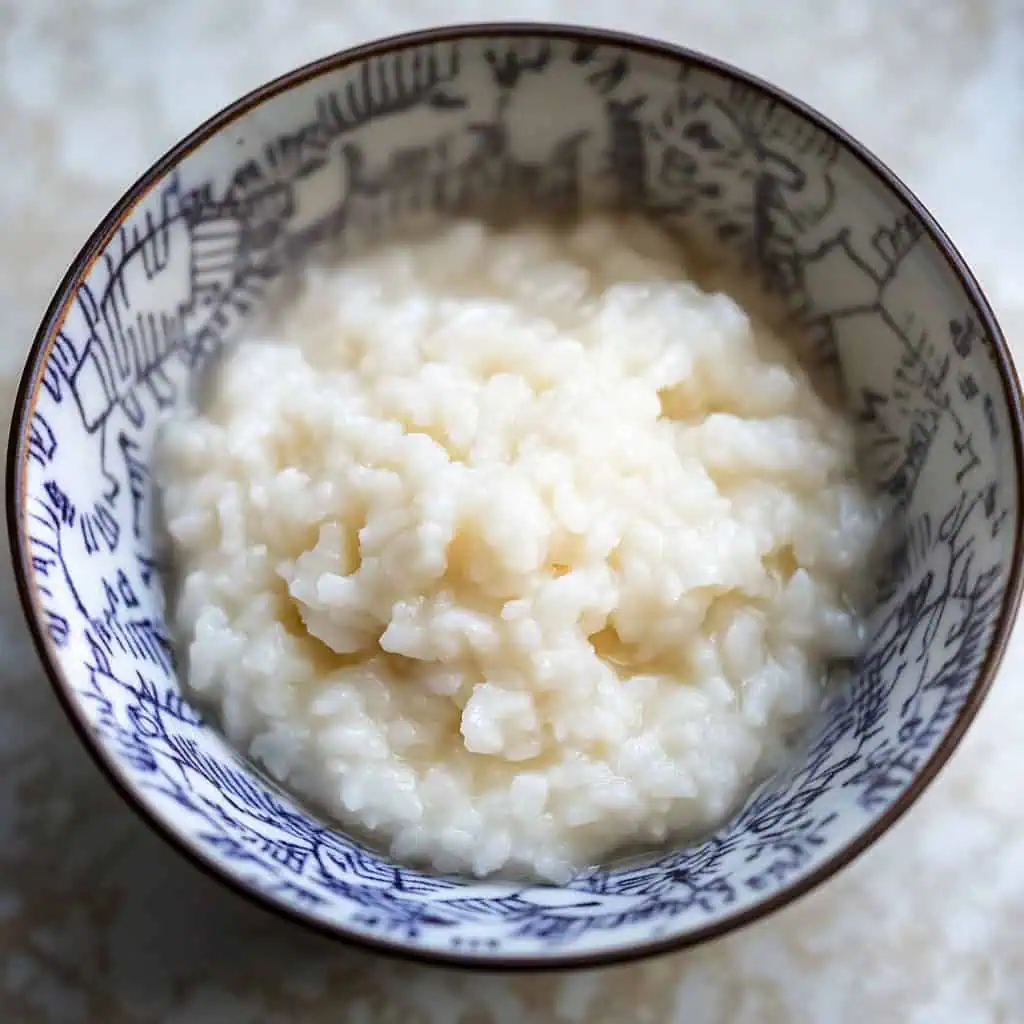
[14,33,1016,959]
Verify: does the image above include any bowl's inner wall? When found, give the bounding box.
[16,32,1018,957]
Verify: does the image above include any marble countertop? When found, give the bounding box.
[2,1,1023,1021]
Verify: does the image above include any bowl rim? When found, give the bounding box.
[7,21,1024,972]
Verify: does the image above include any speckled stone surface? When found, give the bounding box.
[1,1,1023,1021]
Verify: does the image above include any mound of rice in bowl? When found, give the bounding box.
[156,216,880,882]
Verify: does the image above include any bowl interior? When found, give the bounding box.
[10,27,1021,966]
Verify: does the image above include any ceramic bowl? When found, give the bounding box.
[8,24,1023,969]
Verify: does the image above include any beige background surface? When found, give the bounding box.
[1,1,1023,1021]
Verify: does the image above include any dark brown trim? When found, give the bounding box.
[8,22,1024,971]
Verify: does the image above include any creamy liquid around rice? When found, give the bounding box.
[156,215,880,883]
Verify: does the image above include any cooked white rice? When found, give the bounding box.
[156,216,879,883]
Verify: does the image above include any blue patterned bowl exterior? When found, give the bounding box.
[8,26,1023,968]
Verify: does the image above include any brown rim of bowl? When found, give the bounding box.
[7,22,1024,972]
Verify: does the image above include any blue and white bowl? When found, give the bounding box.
[8,24,1023,968]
